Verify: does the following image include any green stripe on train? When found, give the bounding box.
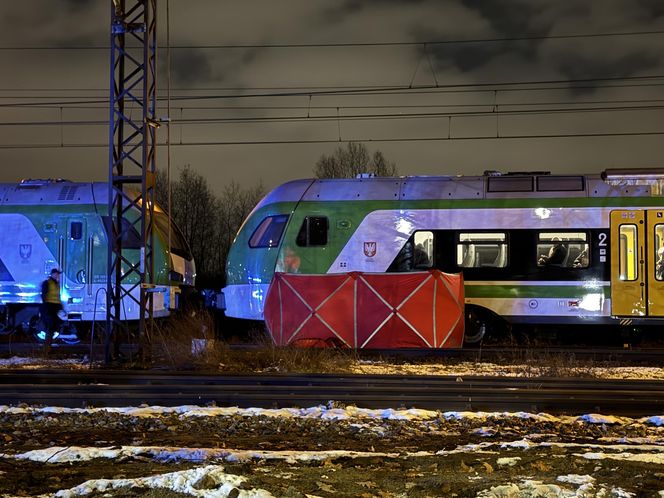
[464,284,610,298]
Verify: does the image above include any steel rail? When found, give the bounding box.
[0,371,662,417]
[4,342,664,363]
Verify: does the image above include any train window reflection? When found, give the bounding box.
[457,232,507,268]
[537,232,588,268]
[619,225,638,281]
[249,215,289,248]
[413,231,433,269]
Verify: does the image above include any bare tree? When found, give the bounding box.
[314,142,398,178]
[169,166,218,280]
[213,180,264,282]
[155,166,264,288]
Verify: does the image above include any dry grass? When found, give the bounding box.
[149,314,618,378]
[473,347,608,378]
[217,337,359,374]
[151,311,358,373]
[152,309,223,370]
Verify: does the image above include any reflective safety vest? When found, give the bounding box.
[43,278,61,304]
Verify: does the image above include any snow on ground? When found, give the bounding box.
[46,465,273,498]
[2,403,664,497]
[2,355,664,496]
[1,403,663,427]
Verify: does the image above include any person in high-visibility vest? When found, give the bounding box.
[40,268,63,350]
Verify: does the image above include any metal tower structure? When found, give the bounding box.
[107,0,158,362]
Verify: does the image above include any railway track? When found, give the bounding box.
[1,370,663,417]
[3,341,664,364]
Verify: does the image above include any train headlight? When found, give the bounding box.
[579,293,603,311]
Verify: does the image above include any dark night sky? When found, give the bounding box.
[1,0,664,194]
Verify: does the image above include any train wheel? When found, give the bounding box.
[58,323,81,345]
[464,308,488,345]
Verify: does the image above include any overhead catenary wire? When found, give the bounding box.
[2,129,664,150]
[2,101,663,127]
[1,76,664,110]
[1,28,663,50]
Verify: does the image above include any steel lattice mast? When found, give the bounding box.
[107,0,158,363]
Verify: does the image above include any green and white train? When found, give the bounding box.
[0,179,195,336]
[224,169,664,341]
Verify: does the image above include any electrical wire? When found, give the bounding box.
[1,129,663,150]
[2,79,664,110]
[1,102,663,127]
[1,28,663,50]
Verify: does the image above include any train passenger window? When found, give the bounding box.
[537,232,588,268]
[618,225,638,281]
[296,216,328,247]
[655,224,664,280]
[70,222,83,240]
[249,214,289,248]
[413,231,433,268]
[457,233,507,268]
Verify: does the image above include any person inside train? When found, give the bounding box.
[538,237,567,266]
[413,243,431,268]
[656,247,664,280]
[573,248,589,268]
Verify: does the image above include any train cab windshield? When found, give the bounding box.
[153,212,193,260]
[249,214,289,248]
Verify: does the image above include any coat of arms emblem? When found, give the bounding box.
[363,241,377,257]
[19,244,32,259]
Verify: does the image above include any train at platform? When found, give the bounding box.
[223,168,664,343]
[0,179,195,340]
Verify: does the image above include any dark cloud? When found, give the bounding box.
[424,39,538,74]
[637,0,664,20]
[169,49,214,85]
[558,52,661,93]
[63,0,95,12]
[459,0,549,38]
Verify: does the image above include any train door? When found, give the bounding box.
[646,210,664,315]
[64,218,87,292]
[610,210,664,317]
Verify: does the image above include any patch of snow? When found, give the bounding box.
[4,445,407,465]
[577,414,629,425]
[496,457,521,466]
[556,474,594,485]
[642,416,664,426]
[474,427,497,437]
[49,464,273,498]
[476,480,577,497]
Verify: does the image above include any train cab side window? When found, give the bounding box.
[249,215,289,248]
[70,222,83,240]
[101,216,142,249]
[457,232,507,268]
[296,216,329,247]
[537,232,589,268]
